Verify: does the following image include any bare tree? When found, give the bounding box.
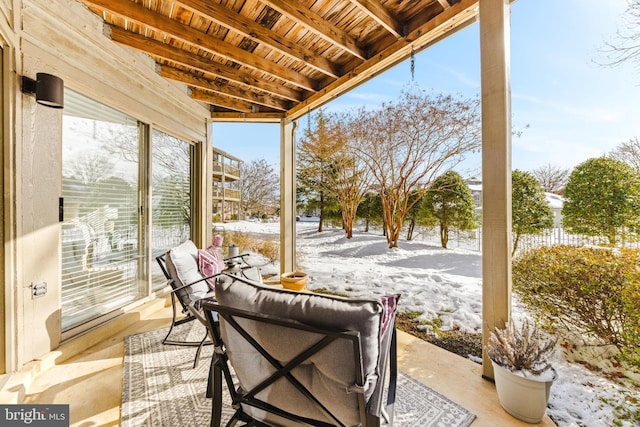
[151,132,192,225]
[334,155,372,238]
[297,111,373,237]
[350,89,481,248]
[240,159,279,215]
[105,127,192,224]
[65,152,114,184]
[530,163,570,194]
[100,124,191,178]
[600,0,640,69]
[609,137,640,172]
[323,117,373,238]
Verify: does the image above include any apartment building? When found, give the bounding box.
[212,148,242,221]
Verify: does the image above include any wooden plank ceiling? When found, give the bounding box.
[79,0,478,122]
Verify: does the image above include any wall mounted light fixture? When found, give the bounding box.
[21,73,64,109]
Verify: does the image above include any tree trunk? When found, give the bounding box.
[407,219,416,241]
[343,209,353,239]
[388,218,402,248]
[389,228,400,248]
[512,233,520,257]
[318,192,324,233]
[381,197,400,247]
[440,224,449,249]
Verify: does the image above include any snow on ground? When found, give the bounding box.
[216,220,638,427]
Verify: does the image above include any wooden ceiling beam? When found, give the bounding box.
[349,0,403,38]
[405,0,464,41]
[82,0,484,123]
[259,0,367,60]
[286,0,478,120]
[334,0,465,80]
[191,89,256,113]
[175,0,342,78]
[81,0,318,91]
[211,112,285,123]
[106,26,305,102]
[160,65,290,111]
[436,0,452,10]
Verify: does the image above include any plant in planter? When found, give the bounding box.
[487,319,558,423]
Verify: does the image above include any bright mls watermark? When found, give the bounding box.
[0,405,69,426]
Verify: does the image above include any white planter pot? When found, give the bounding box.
[491,360,556,424]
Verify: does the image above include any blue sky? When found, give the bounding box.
[212,0,640,177]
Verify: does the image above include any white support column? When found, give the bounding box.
[480,0,512,379]
[191,126,211,249]
[203,121,213,244]
[280,118,297,274]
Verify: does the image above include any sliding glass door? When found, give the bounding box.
[151,129,192,290]
[61,90,196,331]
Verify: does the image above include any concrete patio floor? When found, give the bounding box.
[1,297,555,426]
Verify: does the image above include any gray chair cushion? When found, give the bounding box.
[214,275,389,426]
[165,240,211,305]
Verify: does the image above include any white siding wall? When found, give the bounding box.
[8,0,210,369]
[0,0,11,33]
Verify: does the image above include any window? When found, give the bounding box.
[61,90,143,331]
[61,91,195,331]
[151,130,192,290]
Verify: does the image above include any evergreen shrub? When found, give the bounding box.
[513,245,640,369]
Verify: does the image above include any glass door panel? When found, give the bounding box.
[61,90,142,331]
[151,129,192,290]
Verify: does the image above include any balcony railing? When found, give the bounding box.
[212,187,241,200]
[213,161,240,179]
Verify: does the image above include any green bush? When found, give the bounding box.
[513,245,640,369]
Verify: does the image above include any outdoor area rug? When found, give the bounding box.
[122,322,476,427]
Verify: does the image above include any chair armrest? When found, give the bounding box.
[168,271,224,295]
[367,319,397,418]
[224,253,252,265]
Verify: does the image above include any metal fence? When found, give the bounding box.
[413,228,482,252]
[414,227,640,254]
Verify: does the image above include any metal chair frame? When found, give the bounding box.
[201,295,397,427]
[155,251,256,367]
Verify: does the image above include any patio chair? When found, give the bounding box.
[201,274,399,427]
[156,240,261,367]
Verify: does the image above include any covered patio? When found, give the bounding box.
[8,295,554,425]
[79,0,513,377]
[1,0,535,424]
